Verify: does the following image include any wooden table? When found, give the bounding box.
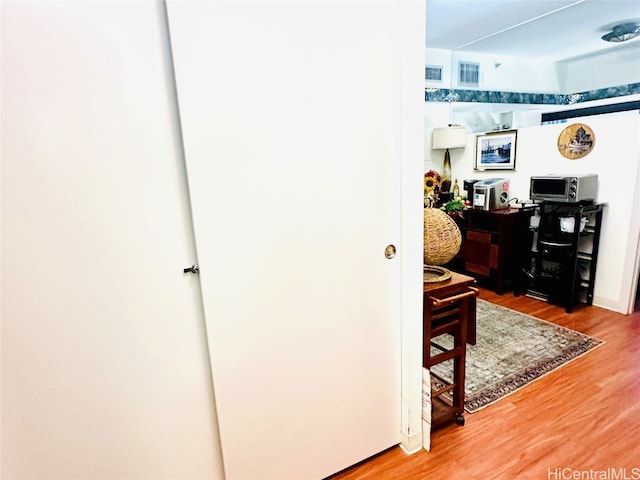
[423,271,478,429]
[424,271,478,345]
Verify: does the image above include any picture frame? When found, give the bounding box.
[474,130,517,171]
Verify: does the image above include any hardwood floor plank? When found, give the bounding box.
[329,288,640,479]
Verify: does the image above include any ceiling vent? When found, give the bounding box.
[601,23,640,42]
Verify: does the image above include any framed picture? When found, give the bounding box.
[475,130,517,171]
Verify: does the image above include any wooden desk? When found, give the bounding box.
[423,271,478,429]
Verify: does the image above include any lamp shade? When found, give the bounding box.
[432,125,467,149]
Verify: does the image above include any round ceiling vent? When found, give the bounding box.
[601,22,640,42]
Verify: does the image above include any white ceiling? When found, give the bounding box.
[426,0,640,62]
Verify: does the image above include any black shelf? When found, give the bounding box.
[515,201,605,313]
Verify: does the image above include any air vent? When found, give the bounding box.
[425,65,443,82]
[601,23,640,42]
[458,61,479,86]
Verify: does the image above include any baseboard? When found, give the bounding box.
[593,295,624,313]
[400,430,422,454]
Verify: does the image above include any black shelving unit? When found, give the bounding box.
[515,201,605,313]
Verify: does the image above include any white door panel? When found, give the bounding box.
[1,2,223,478]
[167,1,403,478]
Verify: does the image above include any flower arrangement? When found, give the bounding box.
[440,196,471,219]
[424,169,441,198]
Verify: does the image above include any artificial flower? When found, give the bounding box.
[424,169,441,196]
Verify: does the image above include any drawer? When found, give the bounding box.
[466,230,491,243]
[465,262,490,277]
[460,241,498,268]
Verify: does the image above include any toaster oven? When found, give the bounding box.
[529,174,597,203]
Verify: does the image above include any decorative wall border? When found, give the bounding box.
[425,82,640,105]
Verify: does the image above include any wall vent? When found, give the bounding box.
[458,61,479,86]
[425,65,443,82]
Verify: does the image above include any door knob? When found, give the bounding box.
[384,245,396,259]
[183,264,200,274]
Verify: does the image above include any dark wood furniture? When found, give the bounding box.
[423,272,478,429]
[515,201,605,313]
[448,207,535,294]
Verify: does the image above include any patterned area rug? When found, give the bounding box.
[430,299,603,413]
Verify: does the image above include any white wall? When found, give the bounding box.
[426,48,562,93]
[425,106,640,312]
[427,46,639,94]
[562,46,640,93]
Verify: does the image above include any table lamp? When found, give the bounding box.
[432,125,467,193]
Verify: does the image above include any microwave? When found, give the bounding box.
[529,174,597,203]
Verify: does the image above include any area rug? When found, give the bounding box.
[430,299,604,413]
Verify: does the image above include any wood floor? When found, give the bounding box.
[330,289,640,480]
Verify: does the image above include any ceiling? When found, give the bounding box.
[426,0,640,63]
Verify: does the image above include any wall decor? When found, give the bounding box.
[474,130,517,171]
[557,123,595,159]
[424,82,640,104]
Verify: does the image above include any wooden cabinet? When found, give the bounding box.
[515,201,605,313]
[448,208,535,294]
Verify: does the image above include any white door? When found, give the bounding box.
[167,2,407,478]
[0,2,223,478]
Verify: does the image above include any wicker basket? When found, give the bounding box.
[424,207,462,265]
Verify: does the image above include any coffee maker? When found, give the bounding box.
[472,178,510,211]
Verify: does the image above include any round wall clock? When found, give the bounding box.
[557,123,595,159]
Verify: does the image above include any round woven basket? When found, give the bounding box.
[424,207,462,265]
